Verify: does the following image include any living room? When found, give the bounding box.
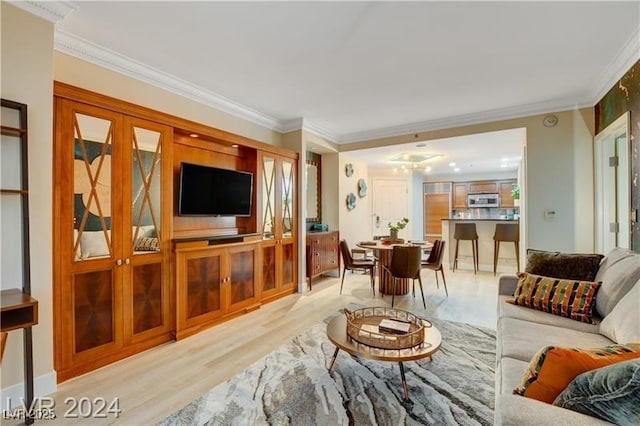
[1,2,639,425]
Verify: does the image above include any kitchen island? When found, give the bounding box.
[441,219,521,274]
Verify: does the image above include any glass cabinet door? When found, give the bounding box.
[123,117,171,343]
[261,155,277,293]
[280,158,296,289]
[62,102,124,363]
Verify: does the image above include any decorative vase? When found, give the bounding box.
[390,229,399,241]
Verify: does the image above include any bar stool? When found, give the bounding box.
[493,223,520,275]
[453,223,479,274]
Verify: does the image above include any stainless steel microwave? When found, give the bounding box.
[468,193,499,208]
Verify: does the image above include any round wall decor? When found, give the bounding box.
[346,193,356,210]
[345,163,354,177]
[357,178,367,197]
[543,114,558,127]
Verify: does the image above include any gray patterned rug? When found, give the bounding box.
[159,311,496,426]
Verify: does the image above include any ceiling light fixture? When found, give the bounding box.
[454,167,461,172]
[425,166,432,172]
[449,162,456,167]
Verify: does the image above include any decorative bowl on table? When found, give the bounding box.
[344,307,430,349]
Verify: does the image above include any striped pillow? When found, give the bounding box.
[508,272,601,324]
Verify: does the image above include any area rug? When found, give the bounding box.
[159,312,496,426]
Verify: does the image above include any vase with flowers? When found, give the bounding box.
[388,217,409,242]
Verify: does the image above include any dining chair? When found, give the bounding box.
[339,239,376,296]
[382,245,425,309]
[421,240,448,297]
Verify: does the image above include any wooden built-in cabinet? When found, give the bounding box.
[53,83,299,382]
[54,96,173,381]
[174,238,260,339]
[452,183,468,209]
[259,152,298,302]
[306,231,340,289]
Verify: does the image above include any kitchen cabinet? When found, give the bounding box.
[468,181,498,193]
[452,183,468,208]
[499,180,517,207]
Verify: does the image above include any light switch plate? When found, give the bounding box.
[544,210,557,221]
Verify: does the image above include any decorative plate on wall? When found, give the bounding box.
[346,193,356,210]
[345,163,354,177]
[357,179,367,197]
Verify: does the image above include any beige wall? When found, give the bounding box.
[1,3,56,403]
[54,52,283,147]
[338,155,370,246]
[343,109,595,253]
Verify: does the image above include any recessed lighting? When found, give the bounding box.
[500,164,508,168]
[189,133,199,138]
[424,166,432,172]
[501,157,509,162]
[454,167,460,172]
[231,144,239,148]
[449,162,456,167]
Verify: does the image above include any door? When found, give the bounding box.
[371,178,409,237]
[227,243,260,312]
[122,117,172,345]
[259,153,297,298]
[58,100,124,367]
[595,112,630,252]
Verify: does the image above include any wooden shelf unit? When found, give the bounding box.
[1,98,36,425]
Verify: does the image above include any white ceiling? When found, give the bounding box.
[47,1,640,145]
[345,128,525,175]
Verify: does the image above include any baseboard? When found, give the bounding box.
[1,370,57,411]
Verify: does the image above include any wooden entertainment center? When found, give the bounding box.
[53,83,298,381]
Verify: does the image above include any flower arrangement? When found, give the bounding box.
[388,217,409,234]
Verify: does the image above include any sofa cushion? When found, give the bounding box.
[498,296,601,334]
[513,343,640,404]
[599,282,640,343]
[510,273,601,324]
[553,359,640,426]
[594,248,640,317]
[525,249,604,281]
[496,394,614,425]
[497,357,529,396]
[497,317,612,362]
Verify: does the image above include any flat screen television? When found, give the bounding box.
[179,162,253,216]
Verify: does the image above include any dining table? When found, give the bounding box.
[356,240,433,296]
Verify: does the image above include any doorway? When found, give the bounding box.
[371,177,410,238]
[594,112,630,252]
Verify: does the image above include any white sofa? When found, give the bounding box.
[495,248,640,426]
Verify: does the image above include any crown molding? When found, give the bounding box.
[302,121,339,143]
[337,95,594,144]
[279,118,304,133]
[54,29,284,132]
[8,1,77,23]
[590,26,640,104]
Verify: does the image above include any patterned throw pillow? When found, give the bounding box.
[525,249,604,281]
[514,344,640,404]
[508,272,601,324]
[134,237,160,252]
[553,359,640,426]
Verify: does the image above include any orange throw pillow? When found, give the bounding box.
[514,343,640,404]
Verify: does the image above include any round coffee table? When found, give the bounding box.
[326,314,442,401]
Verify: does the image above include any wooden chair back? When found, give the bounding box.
[389,245,422,279]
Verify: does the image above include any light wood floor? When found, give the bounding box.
[43,268,500,425]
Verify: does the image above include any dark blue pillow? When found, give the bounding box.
[553,359,640,426]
